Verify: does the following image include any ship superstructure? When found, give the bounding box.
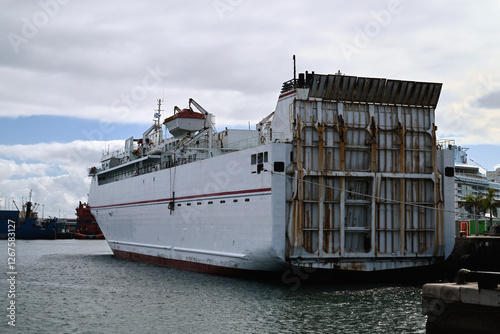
[88,71,455,274]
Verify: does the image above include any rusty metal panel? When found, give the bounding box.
[306,74,442,108]
[376,178,402,254]
[322,177,342,253]
[369,78,386,103]
[287,73,448,271]
[352,77,365,102]
[428,83,442,107]
[408,82,422,106]
[404,179,435,253]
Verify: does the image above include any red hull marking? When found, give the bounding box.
[279,90,296,99]
[93,187,272,209]
[112,249,278,278]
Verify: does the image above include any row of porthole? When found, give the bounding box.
[176,198,251,207]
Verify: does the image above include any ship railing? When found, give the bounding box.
[266,132,290,143]
[97,155,205,185]
[220,132,290,151]
[455,173,490,185]
[146,144,164,155]
[225,136,260,150]
[97,162,163,185]
[280,78,298,94]
[97,132,291,185]
[436,139,456,149]
[101,147,128,161]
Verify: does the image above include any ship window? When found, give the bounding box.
[177,203,181,207]
[251,154,256,165]
[245,198,250,202]
[197,202,202,205]
[187,203,191,206]
[257,163,264,174]
[274,161,285,172]
[208,201,213,205]
[257,152,265,173]
[233,199,238,203]
[264,151,268,162]
[220,200,225,204]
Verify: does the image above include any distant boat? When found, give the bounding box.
[0,191,56,239]
[73,202,104,239]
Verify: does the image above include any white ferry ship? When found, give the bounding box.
[88,71,456,275]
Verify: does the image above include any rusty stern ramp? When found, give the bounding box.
[285,72,455,271]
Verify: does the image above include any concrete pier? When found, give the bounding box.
[441,236,500,280]
[422,270,500,334]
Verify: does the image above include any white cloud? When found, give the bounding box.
[2,0,500,214]
[0,140,122,218]
[0,158,49,181]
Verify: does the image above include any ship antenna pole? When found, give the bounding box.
[293,55,296,87]
[155,98,163,127]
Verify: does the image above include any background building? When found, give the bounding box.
[438,139,500,235]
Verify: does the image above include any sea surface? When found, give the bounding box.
[1,240,428,334]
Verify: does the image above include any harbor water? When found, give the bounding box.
[2,240,427,333]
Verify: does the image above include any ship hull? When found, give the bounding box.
[89,143,291,274]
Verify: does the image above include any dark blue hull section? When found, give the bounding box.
[0,210,56,239]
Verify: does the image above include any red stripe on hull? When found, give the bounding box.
[279,90,296,99]
[112,249,282,279]
[93,187,272,209]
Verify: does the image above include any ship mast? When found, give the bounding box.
[154,98,163,128]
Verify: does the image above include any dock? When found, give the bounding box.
[441,236,500,279]
[422,269,500,334]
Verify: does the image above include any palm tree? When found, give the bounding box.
[460,194,484,236]
[480,188,500,234]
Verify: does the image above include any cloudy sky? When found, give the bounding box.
[1,0,500,218]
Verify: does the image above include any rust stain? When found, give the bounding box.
[304,208,311,253]
[317,124,324,172]
[317,124,325,256]
[431,123,443,256]
[369,116,377,173]
[326,150,332,171]
[397,121,406,174]
[324,204,331,253]
[337,114,347,171]
[396,121,406,254]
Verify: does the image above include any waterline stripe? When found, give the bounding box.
[108,240,248,260]
[173,247,248,260]
[108,240,172,250]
